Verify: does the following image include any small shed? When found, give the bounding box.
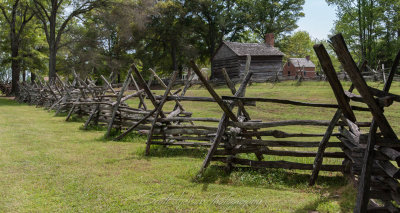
[211,34,284,82]
[283,56,317,79]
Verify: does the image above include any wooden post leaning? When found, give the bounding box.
[145,71,179,155]
[330,34,400,213]
[320,33,400,212]
[189,60,253,174]
[309,45,366,186]
[112,64,169,140]
[105,68,133,138]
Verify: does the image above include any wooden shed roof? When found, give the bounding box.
[288,58,316,68]
[222,41,284,57]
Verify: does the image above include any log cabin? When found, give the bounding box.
[211,33,284,83]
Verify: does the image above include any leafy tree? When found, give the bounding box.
[237,0,305,41]
[0,0,34,94]
[280,31,343,74]
[32,0,107,82]
[327,0,400,68]
[185,0,244,62]
[0,0,312,83]
[18,18,48,82]
[280,31,314,59]
[137,0,199,76]
[183,0,305,67]
[376,0,400,66]
[60,0,152,81]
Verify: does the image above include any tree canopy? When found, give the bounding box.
[327,0,400,69]
[0,0,398,91]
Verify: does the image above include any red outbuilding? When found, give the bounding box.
[283,56,316,79]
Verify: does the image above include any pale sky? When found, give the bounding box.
[296,0,337,41]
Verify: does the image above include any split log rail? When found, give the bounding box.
[14,33,400,212]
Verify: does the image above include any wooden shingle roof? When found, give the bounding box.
[288,58,316,68]
[223,41,284,57]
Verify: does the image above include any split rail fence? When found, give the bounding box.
[15,33,400,212]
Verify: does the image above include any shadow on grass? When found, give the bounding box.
[293,182,356,213]
[194,166,355,212]
[96,129,210,161]
[80,124,107,132]
[94,128,147,144]
[195,165,347,189]
[65,114,87,123]
[135,145,208,159]
[0,97,21,106]
[53,112,69,117]
[294,197,329,213]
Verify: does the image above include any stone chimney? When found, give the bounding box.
[265,33,274,47]
[306,55,310,61]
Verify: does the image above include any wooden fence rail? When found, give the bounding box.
[15,34,400,211]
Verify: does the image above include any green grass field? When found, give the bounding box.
[1,81,400,212]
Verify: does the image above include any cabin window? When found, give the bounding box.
[304,71,307,76]
[288,71,290,75]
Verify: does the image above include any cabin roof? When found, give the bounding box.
[288,58,316,68]
[222,41,284,57]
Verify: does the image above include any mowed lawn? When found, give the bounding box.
[1,81,399,212]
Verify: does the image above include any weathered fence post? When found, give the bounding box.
[105,68,133,138]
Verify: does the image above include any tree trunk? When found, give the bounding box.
[358,0,366,67]
[48,5,57,84]
[11,53,20,95]
[171,42,179,76]
[4,0,34,95]
[208,22,218,80]
[49,43,57,83]
[10,38,20,96]
[31,72,36,84]
[9,6,20,96]
[171,44,177,71]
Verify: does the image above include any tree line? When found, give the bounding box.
[0,0,399,95]
[328,0,400,69]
